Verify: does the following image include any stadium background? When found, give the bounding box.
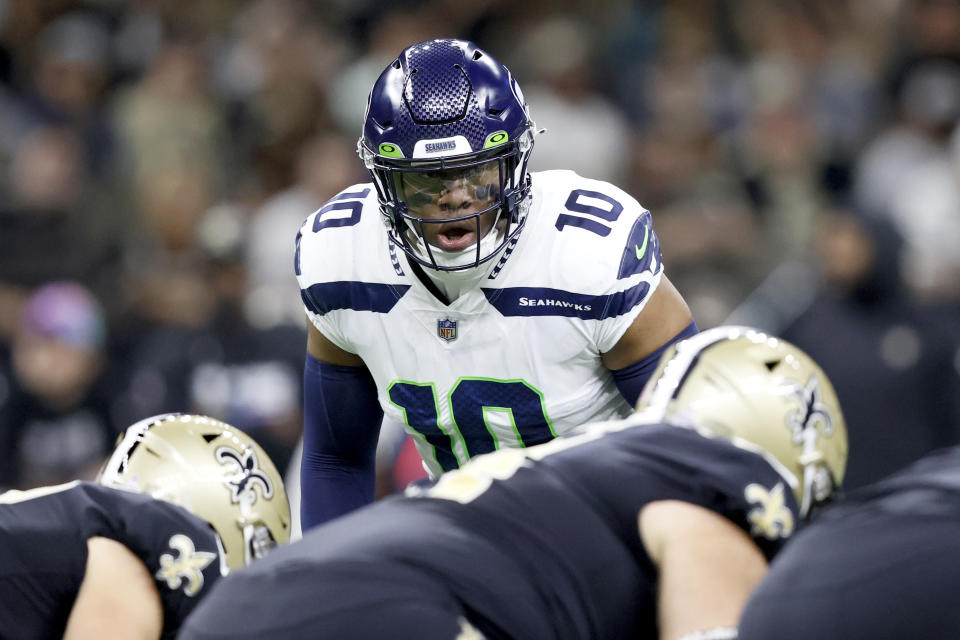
[0,0,958,526]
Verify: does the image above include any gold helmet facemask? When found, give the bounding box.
[635,326,848,519]
[98,413,291,570]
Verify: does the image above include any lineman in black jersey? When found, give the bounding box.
[0,414,290,640]
[181,326,849,640]
[738,445,960,640]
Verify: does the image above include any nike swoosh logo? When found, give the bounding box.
[635,225,650,260]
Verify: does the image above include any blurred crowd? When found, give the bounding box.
[0,0,958,494]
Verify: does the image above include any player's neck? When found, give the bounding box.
[408,259,452,304]
[407,258,495,305]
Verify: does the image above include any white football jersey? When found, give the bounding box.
[296,170,664,477]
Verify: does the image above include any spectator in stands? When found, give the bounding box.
[0,281,118,489]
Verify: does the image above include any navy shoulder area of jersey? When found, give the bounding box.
[296,183,411,317]
[481,170,663,320]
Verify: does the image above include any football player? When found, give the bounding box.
[0,413,290,639]
[738,444,960,638]
[296,38,697,528]
[180,326,847,640]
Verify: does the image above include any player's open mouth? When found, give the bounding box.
[435,225,477,252]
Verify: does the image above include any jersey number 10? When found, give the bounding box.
[388,378,557,472]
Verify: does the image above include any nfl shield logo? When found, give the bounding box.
[437,318,458,342]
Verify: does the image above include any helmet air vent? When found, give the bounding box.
[404,46,472,124]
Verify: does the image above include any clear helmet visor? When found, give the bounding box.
[392,159,508,268]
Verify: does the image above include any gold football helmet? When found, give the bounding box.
[635,326,848,518]
[98,413,291,570]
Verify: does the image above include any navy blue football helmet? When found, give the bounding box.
[358,39,535,271]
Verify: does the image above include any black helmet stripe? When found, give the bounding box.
[100,413,180,478]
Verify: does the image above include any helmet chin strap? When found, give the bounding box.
[414,227,503,301]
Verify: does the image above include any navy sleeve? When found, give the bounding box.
[611,320,698,405]
[301,353,384,530]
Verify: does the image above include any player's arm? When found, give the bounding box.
[602,276,697,404]
[301,322,383,530]
[63,537,163,640]
[639,500,766,640]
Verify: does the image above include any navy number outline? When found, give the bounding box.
[298,188,370,274]
[312,188,370,232]
[555,188,624,237]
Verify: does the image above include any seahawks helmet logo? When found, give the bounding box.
[215,445,274,504]
[156,534,216,597]
[786,375,835,444]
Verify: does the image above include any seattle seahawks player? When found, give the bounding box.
[296,38,697,528]
[0,413,290,640]
[181,326,848,640]
[738,445,960,639]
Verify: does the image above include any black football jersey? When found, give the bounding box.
[182,423,799,640]
[739,445,960,640]
[839,443,960,513]
[0,481,226,639]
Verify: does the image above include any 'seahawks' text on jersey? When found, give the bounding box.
[296,170,664,476]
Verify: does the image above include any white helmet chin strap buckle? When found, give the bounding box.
[242,522,278,565]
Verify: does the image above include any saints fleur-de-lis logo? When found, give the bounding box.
[455,617,486,640]
[745,482,795,540]
[155,534,216,597]
[215,445,274,504]
[786,376,835,444]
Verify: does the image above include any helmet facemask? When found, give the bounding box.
[358,39,538,273]
[361,127,534,273]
